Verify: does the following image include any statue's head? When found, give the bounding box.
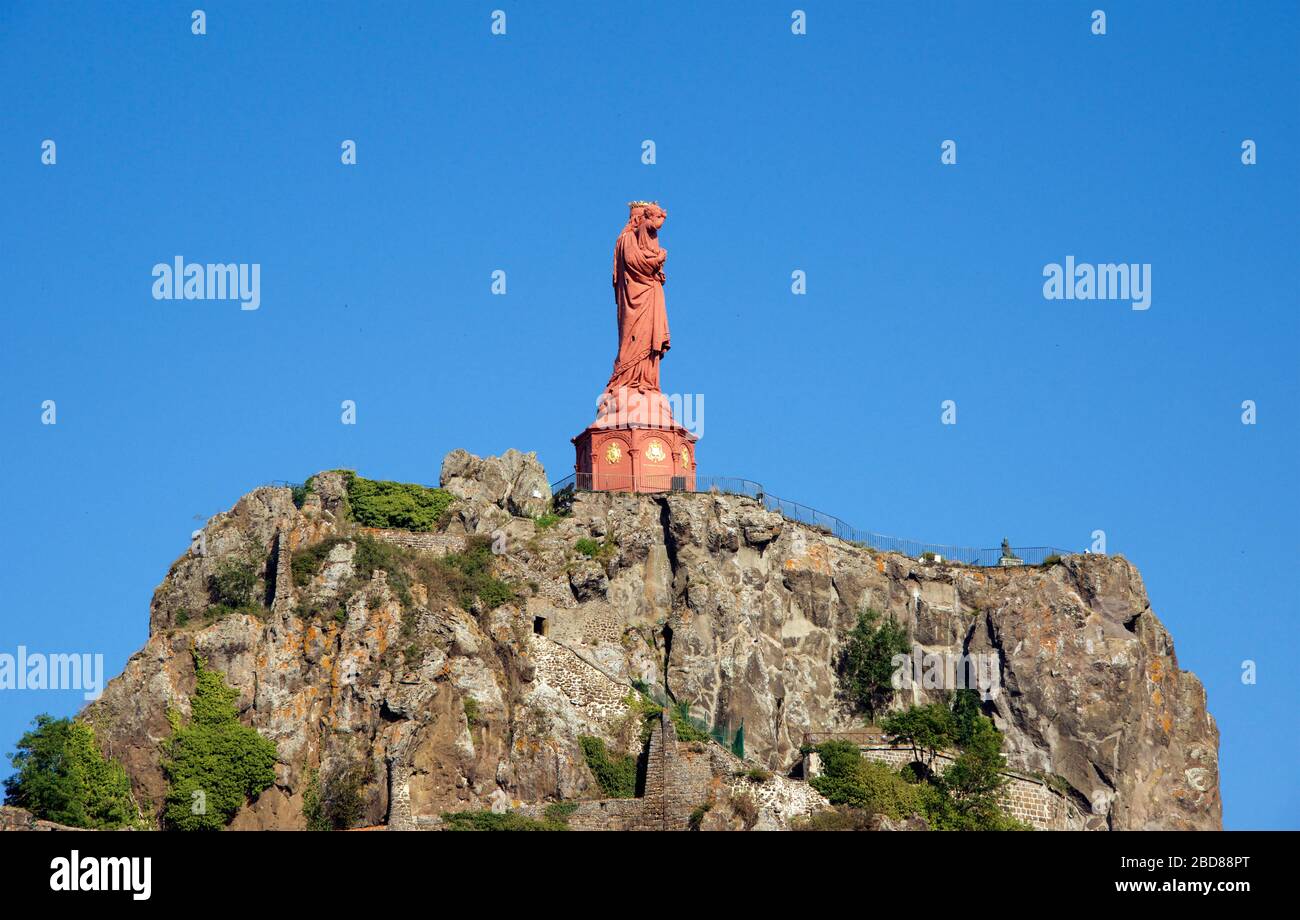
[627,200,666,231]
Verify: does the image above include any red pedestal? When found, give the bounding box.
[572,423,698,493]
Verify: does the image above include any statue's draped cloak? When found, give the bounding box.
[606,218,669,393]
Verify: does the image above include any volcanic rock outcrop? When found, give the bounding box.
[82,451,1220,830]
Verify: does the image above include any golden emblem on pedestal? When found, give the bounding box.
[605,443,622,464]
[645,440,666,463]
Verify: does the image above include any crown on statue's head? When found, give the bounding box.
[627,200,659,212]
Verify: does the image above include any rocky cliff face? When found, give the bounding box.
[83,451,1220,830]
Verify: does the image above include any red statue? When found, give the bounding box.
[572,202,698,492]
[607,202,670,395]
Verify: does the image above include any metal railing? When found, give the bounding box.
[802,729,886,747]
[550,472,1073,568]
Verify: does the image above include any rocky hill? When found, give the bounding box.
[80,449,1220,830]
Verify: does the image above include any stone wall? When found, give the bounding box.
[564,710,823,831]
[567,712,675,831]
[542,603,627,647]
[271,529,294,615]
[1001,776,1071,829]
[527,634,631,724]
[359,528,465,555]
[805,734,1080,830]
[386,760,414,832]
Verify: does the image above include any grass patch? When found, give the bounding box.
[578,736,636,798]
[624,691,712,746]
[292,536,349,588]
[203,603,267,623]
[574,536,616,561]
[414,534,516,612]
[289,533,515,640]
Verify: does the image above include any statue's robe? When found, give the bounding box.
[606,223,669,394]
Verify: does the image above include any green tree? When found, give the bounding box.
[932,715,1021,829]
[3,715,143,829]
[884,695,1030,830]
[837,608,911,717]
[302,770,328,831]
[950,688,985,747]
[880,702,956,775]
[812,697,1029,831]
[161,654,278,831]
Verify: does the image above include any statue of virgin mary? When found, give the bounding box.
[596,202,676,427]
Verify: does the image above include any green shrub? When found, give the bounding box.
[292,536,349,588]
[161,654,278,831]
[534,513,562,530]
[474,577,516,611]
[810,741,925,819]
[578,736,637,798]
[203,603,267,623]
[302,770,327,831]
[293,532,515,626]
[623,691,664,745]
[729,790,760,829]
[837,608,911,718]
[341,472,454,532]
[208,559,260,608]
[292,534,416,613]
[543,801,577,823]
[1041,554,1062,567]
[626,691,719,749]
[301,764,367,831]
[463,697,481,727]
[791,806,875,831]
[290,480,313,509]
[688,802,712,830]
[424,534,516,612]
[928,714,1023,830]
[441,809,570,831]
[574,536,615,561]
[3,716,144,829]
[669,702,711,743]
[350,534,415,606]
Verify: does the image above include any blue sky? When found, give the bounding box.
[1,1,1296,829]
